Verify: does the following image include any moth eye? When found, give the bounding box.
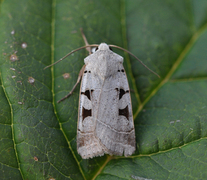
[91,47,97,53]
[95,47,99,51]
[109,47,113,51]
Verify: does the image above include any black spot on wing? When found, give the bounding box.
[119,105,129,120]
[82,107,92,121]
[118,69,125,73]
[81,90,90,100]
[81,89,94,100]
[84,70,91,73]
[115,88,129,100]
[119,89,125,100]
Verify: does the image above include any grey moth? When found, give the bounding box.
[45,40,159,159]
[77,43,136,159]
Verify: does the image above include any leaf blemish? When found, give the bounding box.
[11,30,15,35]
[28,77,35,84]
[62,73,70,79]
[33,156,38,161]
[131,175,152,180]
[21,42,27,49]
[17,81,22,85]
[10,54,18,61]
[49,178,55,180]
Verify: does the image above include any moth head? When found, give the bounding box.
[97,43,109,51]
[94,43,113,52]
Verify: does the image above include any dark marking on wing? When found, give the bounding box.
[118,70,120,72]
[119,105,129,120]
[84,70,91,73]
[81,89,94,100]
[77,134,85,147]
[82,107,92,120]
[119,89,125,100]
[81,90,91,100]
[116,88,129,100]
[121,69,124,72]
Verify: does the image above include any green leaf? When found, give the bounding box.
[0,0,207,180]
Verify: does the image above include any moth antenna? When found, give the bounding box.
[109,45,160,78]
[44,44,99,69]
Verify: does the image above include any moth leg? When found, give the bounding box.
[80,28,91,55]
[57,65,86,103]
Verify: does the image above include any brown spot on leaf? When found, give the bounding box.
[28,77,35,84]
[34,156,38,161]
[63,73,70,79]
[10,54,18,61]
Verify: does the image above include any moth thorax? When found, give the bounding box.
[96,54,117,78]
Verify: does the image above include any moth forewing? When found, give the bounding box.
[77,43,136,159]
[77,56,106,158]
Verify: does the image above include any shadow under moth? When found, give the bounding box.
[45,36,159,159]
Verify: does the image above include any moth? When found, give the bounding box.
[78,43,135,158]
[45,38,159,159]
